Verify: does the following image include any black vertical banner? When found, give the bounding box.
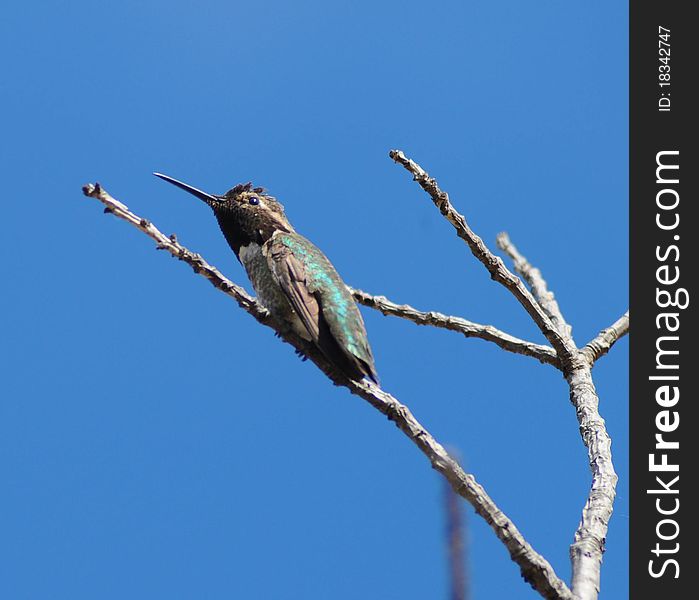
[630,1,695,597]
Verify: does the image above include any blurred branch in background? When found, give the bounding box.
[444,449,469,600]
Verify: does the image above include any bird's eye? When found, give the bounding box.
[248,196,260,205]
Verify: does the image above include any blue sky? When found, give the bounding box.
[1,2,628,598]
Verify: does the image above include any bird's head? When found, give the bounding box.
[154,173,294,253]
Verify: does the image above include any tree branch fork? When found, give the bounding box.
[82,150,627,600]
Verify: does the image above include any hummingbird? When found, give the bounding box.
[154,173,379,385]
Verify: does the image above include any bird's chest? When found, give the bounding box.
[238,242,308,338]
[239,242,280,307]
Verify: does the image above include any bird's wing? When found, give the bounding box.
[266,235,321,344]
[319,296,379,384]
[266,233,379,384]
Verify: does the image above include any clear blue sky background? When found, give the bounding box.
[1,2,628,598]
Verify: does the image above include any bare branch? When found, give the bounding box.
[496,232,573,341]
[567,366,618,599]
[350,288,560,367]
[389,150,578,370]
[82,182,573,600]
[580,312,630,365]
[81,183,270,324]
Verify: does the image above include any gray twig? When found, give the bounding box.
[580,312,630,365]
[496,232,573,341]
[350,288,559,367]
[82,182,573,600]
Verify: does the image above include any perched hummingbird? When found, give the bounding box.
[154,173,379,385]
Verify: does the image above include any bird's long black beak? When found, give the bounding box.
[153,172,222,205]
